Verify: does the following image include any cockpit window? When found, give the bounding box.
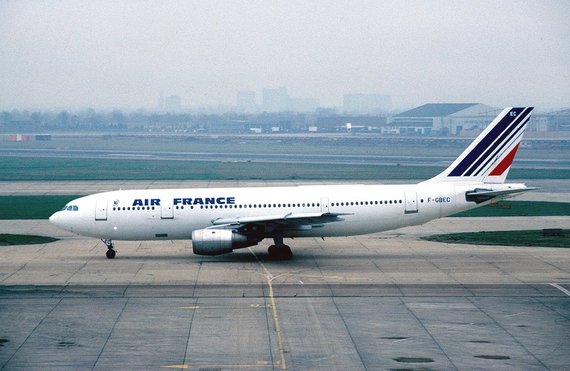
[61,205,79,211]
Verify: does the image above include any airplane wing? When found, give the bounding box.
[209,212,350,233]
[465,187,538,203]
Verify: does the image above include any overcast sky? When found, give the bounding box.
[1,0,569,111]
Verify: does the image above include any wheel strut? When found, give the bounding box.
[267,237,293,260]
[102,239,116,259]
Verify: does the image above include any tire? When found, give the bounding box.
[106,249,116,259]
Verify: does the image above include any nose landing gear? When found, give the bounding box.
[103,239,116,259]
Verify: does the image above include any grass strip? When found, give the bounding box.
[451,201,570,217]
[0,196,76,219]
[423,229,569,248]
[0,234,59,246]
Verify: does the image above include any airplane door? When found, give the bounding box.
[161,200,174,219]
[321,197,330,213]
[95,199,108,221]
[404,191,418,214]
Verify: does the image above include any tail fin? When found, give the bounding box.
[426,107,533,184]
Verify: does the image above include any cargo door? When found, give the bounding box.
[404,191,418,214]
[95,199,108,221]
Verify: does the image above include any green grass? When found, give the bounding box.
[0,234,59,246]
[451,201,570,217]
[0,196,76,219]
[1,156,569,181]
[423,229,569,248]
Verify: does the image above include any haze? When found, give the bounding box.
[1,0,569,111]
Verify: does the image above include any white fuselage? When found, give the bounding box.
[49,182,519,241]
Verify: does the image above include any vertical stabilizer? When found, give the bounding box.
[425,107,533,184]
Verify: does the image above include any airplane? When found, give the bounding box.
[50,107,536,260]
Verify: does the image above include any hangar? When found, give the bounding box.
[387,103,499,136]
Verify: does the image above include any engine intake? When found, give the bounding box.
[191,229,259,255]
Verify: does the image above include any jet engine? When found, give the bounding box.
[191,229,260,255]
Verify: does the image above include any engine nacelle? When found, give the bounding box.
[191,229,259,255]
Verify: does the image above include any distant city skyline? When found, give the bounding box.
[154,87,391,114]
[1,1,569,111]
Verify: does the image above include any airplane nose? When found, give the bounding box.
[49,212,62,227]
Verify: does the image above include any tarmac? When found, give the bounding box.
[1,182,569,370]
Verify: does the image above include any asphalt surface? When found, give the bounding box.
[1,208,569,370]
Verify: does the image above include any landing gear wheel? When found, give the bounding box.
[102,239,115,259]
[268,245,276,256]
[280,245,293,260]
[106,249,116,259]
[267,244,293,260]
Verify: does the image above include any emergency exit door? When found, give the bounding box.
[404,191,418,214]
[161,201,174,219]
[321,197,330,213]
[95,199,108,221]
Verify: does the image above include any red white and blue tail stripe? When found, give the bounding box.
[427,107,533,184]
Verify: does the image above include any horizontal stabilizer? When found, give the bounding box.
[465,186,538,203]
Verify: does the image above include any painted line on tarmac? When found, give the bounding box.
[249,247,288,371]
[549,283,570,297]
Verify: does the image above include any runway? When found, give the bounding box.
[1,213,570,370]
[2,147,569,169]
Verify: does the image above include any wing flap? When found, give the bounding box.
[210,212,349,228]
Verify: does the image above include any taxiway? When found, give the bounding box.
[0,182,569,370]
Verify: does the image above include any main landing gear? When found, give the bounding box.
[267,237,293,260]
[103,239,116,259]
